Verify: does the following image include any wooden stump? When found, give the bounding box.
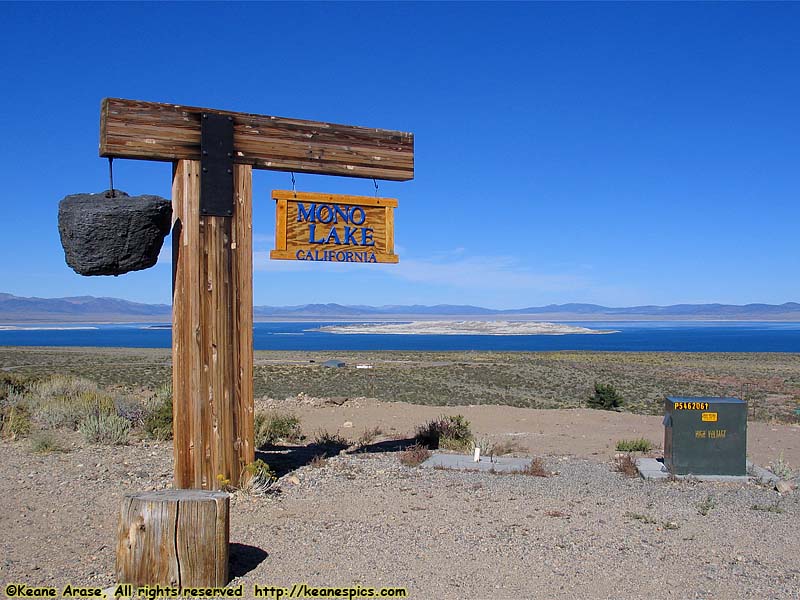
[116,490,230,587]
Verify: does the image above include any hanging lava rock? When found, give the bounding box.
[58,190,172,276]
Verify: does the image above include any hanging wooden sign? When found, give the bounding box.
[270,190,398,264]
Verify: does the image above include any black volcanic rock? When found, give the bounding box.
[58,190,172,276]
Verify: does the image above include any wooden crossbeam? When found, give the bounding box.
[100,98,414,181]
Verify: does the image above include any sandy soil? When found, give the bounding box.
[261,395,800,468]
[1,400,799,599]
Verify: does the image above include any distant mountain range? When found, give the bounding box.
[1,293,800,323]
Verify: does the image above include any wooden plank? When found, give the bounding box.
[100,98,414,181]
[201,213,236,488]
[275,199,287,251]
[271,191,399,264]
[232,165,254,478]
[385,206,395,255]
[172,160,202,489]
[272,189,398,208]
[173,159,250,490]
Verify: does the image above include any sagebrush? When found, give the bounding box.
[254,411,302,447]
[416,414,473,451]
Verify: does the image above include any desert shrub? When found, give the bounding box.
[697,494,717,516]
[253,411,302,447]
[30,431,67,453]
[488,438,526,457]
[28,375,114,430]
[80,412,130,445]
[415,414,473,451]
[31,374,99,403]
[313,428,349,448]
[357,425,383,447]
[143,384,172,440]
[239,459,276,495]
[768,452,794,480]
[613,454,639,477]
[588,382,624,410]
[399,443,431,467]
[1,401,31,439]
[616,438,653,453]
[114,394,146,427]
[310,454,327,468]
[520,457,550,477]
[0,373,32,400]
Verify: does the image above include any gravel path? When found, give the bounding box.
[1,434,798,599]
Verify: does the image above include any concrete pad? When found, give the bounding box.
[421,452,533,473]
[747,461,781,486]
[635,457,751,483]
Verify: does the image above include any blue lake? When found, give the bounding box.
[1,321,800,352]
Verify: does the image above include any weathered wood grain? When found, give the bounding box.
[116,490,229,587]
[100,98,414,181]
[172,160,252,489]
[271,189,398,208]
[232,165,254,478]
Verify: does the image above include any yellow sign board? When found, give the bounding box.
[701,412,718,422]
[270,191,398,264]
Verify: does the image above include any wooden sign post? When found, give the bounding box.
[100,98,413,489]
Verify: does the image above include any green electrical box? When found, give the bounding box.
[663,396,747,476]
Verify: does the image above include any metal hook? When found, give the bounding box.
[291,172,296,198]
[373,178,379,197]
[108,158,116,198]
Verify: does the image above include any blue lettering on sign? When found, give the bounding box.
[317,205,333,224]
[307,224,324,244]
[295,249,378,263]
[342,226,358,245]
[297,203,315,222]
[296,202,378,248]
[324,228,341,244]
[361,228,374,247]
[350,207,366,225]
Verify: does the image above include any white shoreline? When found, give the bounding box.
[313,320,618,336]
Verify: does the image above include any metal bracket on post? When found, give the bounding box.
[200,113,234,217]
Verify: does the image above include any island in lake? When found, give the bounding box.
[314,320,618,336]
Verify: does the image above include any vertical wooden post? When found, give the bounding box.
[172,160,253,489]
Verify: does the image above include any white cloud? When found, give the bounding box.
[377,252,587,294]
[253,232,275,244]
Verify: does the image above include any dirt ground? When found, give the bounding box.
[2,399,798,599]
[261,395,800,468]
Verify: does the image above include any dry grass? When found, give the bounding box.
[399,443,431,467]
[29,430,67,453]
[310,454,328,469]
[489,438,527,456]
[614,454,640,478]
[313,429,349,448]
[520,457,551,477]
[357,425,383,447]
[3,347,799,422]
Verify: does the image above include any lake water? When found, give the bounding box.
[1,321,800,352]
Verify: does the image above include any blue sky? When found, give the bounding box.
[1,2,797,309]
